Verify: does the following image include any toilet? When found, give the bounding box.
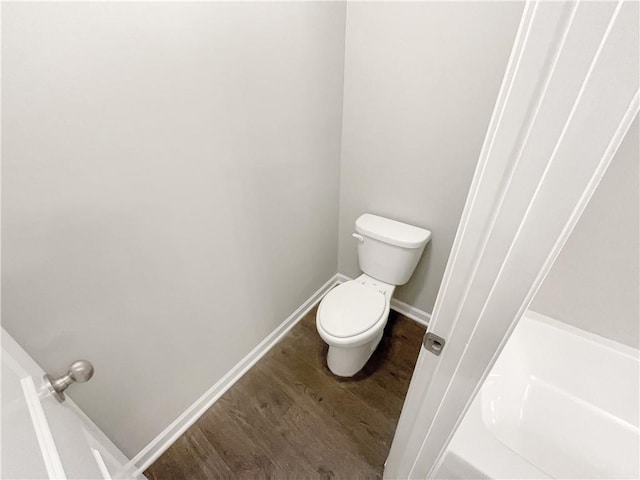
[316,213,431,377]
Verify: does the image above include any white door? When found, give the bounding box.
[384,0,639,477]
[1,329,144,480]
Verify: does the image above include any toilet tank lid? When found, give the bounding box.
[355,214,431,249]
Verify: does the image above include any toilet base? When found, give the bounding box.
[326,330,384,377]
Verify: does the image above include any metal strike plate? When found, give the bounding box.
[423,332,446,356]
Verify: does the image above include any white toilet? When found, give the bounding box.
[316,213,431,377]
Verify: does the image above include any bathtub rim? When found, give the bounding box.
[523,310,639,361]
[440,309,640,480]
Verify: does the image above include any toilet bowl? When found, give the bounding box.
[316,213,431,377]
[316,275,395,376]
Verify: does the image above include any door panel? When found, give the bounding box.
[2,355,52,479]
[384,0,639,477]
[1,329,142,480]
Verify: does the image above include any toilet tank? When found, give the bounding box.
[354,214,431,286]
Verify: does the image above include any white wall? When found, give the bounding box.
[337,1,524,313]
[1,2,345,456]
[531,119,639,349]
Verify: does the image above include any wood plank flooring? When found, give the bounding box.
[145,306,425,480]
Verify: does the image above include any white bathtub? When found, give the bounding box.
[436,310,639,479]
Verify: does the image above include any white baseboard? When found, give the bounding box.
[129,272,428,475]
[129,274,340,476]
[389,298,431,328]
[336,273,431,328]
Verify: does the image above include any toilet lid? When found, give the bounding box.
[318,281,386,338]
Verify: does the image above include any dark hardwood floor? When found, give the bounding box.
[145,306,425,480]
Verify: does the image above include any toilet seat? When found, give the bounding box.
[318,281,386,338]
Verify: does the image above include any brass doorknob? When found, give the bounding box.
[43,360,94,402]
